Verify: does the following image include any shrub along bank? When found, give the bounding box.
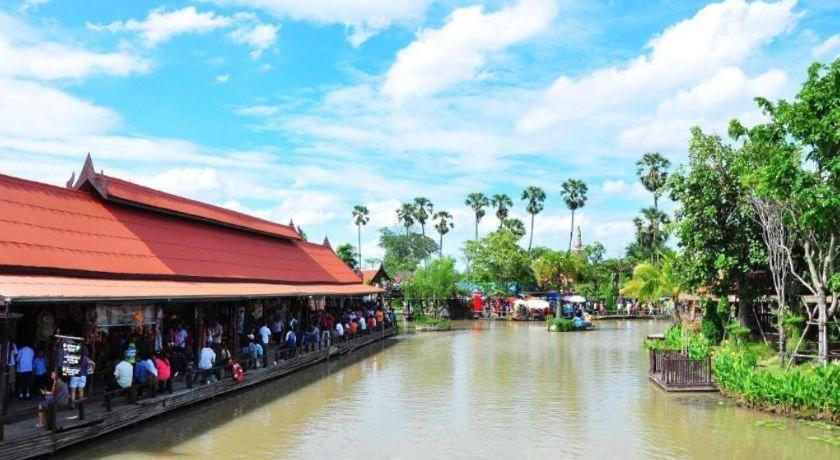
[713,343,840,423]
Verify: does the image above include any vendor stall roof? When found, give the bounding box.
[0,275,382,303]
[0,160,361,285]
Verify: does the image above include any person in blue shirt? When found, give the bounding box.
[33,350,48,391]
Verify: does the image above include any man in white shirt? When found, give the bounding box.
[197,343,216,384]
[175,325,188,349]
[16,344,35,399]
[335,322,344,338]
[114,359,133,389]
[259,323,271,348]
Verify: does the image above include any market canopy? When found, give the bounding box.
[0,275,382,304]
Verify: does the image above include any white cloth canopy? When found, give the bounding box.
[563,295,586,303]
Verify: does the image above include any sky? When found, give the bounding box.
[1,0,838,267]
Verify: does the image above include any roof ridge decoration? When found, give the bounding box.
[73,153,109,198]
[322,235,331,248]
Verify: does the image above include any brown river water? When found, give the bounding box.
[59,320,836,459]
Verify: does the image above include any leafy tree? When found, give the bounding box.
[413,197,434,238]
[463,230,533,294]
[352,205,370,269]
[626,207,670,262]
[636,152,671,261]
[560,179,588,253]
[521,186,546,251]
[402,257,460,315]
[396,202,416,235]
[379,228,438,277]
[532,249,585,292]
[364,257,381,269]
[491,193,513,226]
[433,210,454,257]
[336,243,359,270]
[465,192,490,241]
[621,250,681,302]
[501,217,526,240]
[668,127,765,327]
[730,59,840,363]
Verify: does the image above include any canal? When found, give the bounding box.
[60,320,835,459]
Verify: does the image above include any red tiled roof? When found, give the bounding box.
[0,173,361,285]
[94,174,301,240]
[361,266,388,284]
[0,275,381,302]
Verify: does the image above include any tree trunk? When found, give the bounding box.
[528,214,535,251]
[652,195,658,263]
[817,293,828,364]
[439,234,443,257]
[357,225,362,269]
[567,209,575,254]
[475,217,479,241]
[738,287,757,331]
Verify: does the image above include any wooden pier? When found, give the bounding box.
[0,327,397,459]
[648,349,717,392]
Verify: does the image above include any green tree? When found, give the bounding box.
[433,210,454,257]
[636,152,671,261]
[626,207,670,262]
[730,59,840,363]
[501,217,526,240]
[465,192,490,241]
[396,202,416,236]
[521,186,546,251]
[532,249,585,292]
[668,127,765,327]
[402,257,460,316]
[560,179,588,254]
[336,243,359,270]
[491,193,513,227]
[379,228,438,277]
[352,205,370,269]
[413,197,434,238]
[621,250,681,302]
[463,230,533,294]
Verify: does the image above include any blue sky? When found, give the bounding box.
[1,0,838,265]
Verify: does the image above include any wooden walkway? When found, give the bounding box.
[592,314,670,321]
[0,327,397,459]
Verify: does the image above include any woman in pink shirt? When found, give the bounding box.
[154,353,172,394]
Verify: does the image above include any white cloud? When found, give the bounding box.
[235,105,279,117]
[20,0,50,11]
[619,67,789,151]
[601,180,649,200]
[216,74,230,83]
[0,12,148,80]
[813,34,840,58]
[518,0,797,131]
[145,167,223,198]
[228,22,279,59]
[215,0,433,46]
[88,7,232,46]
[382,0,557,100]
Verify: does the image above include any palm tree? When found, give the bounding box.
[396,202,416,235]
[636,152,670,261]
[521,186,546,251]
[433,211,454,257]
[620,250,680,302]
[465,192,490,241]
[490,193,513,227]
[501,217,526,239]
[560,179,588,254]
[352,205,370,269]
[413,197,434,238]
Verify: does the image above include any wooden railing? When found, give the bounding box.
[649,349,713,388]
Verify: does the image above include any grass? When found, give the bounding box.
[414,315,451,326]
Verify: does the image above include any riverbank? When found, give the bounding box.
[0,326,397,459]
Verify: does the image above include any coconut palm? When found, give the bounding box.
[620,250,680,302]
[396,202,416,236]
[560,179,588,254]
[636,152,670,261]
[490,193,513,227]
[465,192,490,241]
[413,197,434,238]
[520,186,546,251]
[352,205,370,269]
[433,211,454,257]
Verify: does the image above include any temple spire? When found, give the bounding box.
[572,226,583,256]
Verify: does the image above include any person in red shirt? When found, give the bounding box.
[367,316,376,331]
[349,320,358,336]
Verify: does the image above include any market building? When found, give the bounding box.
[0,156,392,456]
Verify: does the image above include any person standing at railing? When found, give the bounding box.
[16,343,35,400]
[154,353,172,394]
[196,343,216,384]
[35,371,68,429]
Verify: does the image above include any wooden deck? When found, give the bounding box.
[0,327,397,459]
[648,349,718,392]
[592,314,669,321]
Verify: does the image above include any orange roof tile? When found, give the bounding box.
[0,275,381,302]
[0,173,361,285]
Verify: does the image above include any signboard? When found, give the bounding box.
[96,304,156,327]
[58,337,83,377]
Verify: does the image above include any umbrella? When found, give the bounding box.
[515,298,550,311]
[564,295,586,303]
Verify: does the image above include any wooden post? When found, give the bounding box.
[0,297,9,439]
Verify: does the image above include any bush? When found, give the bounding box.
[414,315,450,326]
[546,317,575,332]
[725,321,751,347]
[781,315,805,353]
[644,324,710,359]
[700,299,724,344]
[713,344,840,422]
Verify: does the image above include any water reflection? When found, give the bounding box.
[60,321,835,459]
